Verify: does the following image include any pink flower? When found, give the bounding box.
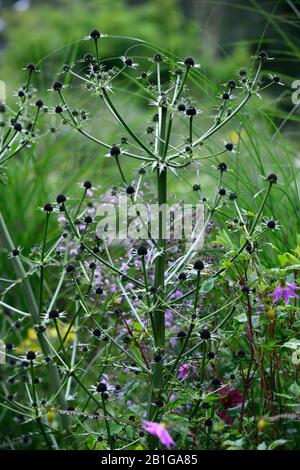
[272,283,300,305]
[178,363,193,380]
[142,420,175,449]
[217,386,244,425]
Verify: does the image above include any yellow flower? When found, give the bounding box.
[257,418,267,433]
[16,324,75,354]
[267,308,276,320]
[47,406,57,423]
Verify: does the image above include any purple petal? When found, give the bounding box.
[272,286,283,303]
[286,283,300,290]
[282,289,291,304]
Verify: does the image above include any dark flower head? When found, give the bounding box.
[56,194,66,204]
[83,180,92,189]
[227,79,237,89]
[177,103,186,112]
[13,123,22,132]
[267,173,278,184]
[90,30,101,39]
[184,57,195,67]
[53,81,63,91]
[26,63,36,72]
[186,106,197,116]
[257,50,268,60]
[93,328,101,338]
[126,186,135,195]
[35,99,44,108]
[218,188,226,196]
[211,377,222,387]
[200,328,211,340]
[84,216,93,224]
[193,259,204,271]
[125,57,133,66]
[66,264,75,273]
[225,142,233,151]
[153,53,162,62]
[177,330,187,339]
[48,310,59,319]
[26,351,36,361]
[84,53,94,62]
[43,203,53,212]
[178,272,187,281]
[147,126,154,134]
[267,220,276,229]
[218,162,227,172]
[55,105,63,114]
[137,245,147,256]
[96,382,107,392]
[12,248,20,257]
[110,145,121,157]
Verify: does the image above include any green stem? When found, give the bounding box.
[74,189,87,219]
[39,212,49,314]
[54,319,68,363]
[0,212,69,427]
[102,88,156,158]
[189,116,193,144]
[30,362,52,449]
[115,154,127,184]
[147,107,167,444]
[101,394,114,450]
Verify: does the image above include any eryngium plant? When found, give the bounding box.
[0,32,289,450]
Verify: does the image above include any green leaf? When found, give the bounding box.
[268,439,287,450]
[200,278,215,293]
[257,442,267,450]
[282,339,300,351]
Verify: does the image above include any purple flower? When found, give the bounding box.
[178,363,193,380]
[217,386,244,425]
[272,282,300,305]
[142,420,175,449]
[171,289,183,300]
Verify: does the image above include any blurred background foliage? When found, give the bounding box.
[0,0,299,274]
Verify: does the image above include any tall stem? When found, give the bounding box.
[0,212,69,429]
[147,107,167,444]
